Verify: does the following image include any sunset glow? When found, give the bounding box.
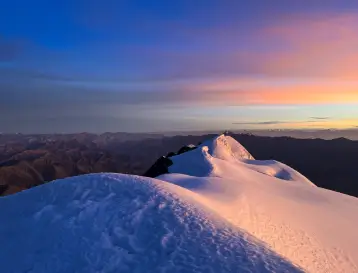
[1,1,358,132]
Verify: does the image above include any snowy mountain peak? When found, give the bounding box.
[1,134,358,273]
[168,134,314,186]
[200,134,255,161]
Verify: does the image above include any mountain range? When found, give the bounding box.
[1,132,358,198]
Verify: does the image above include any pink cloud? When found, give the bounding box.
[254,13,358,79]
[175,13,358,106]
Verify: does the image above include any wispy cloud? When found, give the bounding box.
[232,120,320,125]
[119,12,358,81]
[310,117,331,120]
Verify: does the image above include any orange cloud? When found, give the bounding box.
[254,84,358,104]
[186,78,358,105]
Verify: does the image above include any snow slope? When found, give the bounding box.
[0,174,302,273]
[1,134,358,272]
[162,135,358,272]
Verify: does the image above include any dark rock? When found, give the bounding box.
[143,156,173,178]
[0,184,8,195]
[177,145,196,155]
[166,152,177,157]
[144,144,197,178]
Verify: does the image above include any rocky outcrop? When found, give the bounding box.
[143,144,198,178]
[177,144,197,155]
[143,156,173,178]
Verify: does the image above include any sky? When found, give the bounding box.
[1,0,358,133]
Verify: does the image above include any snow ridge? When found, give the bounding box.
[161,134,358,272]
[1,134,358,273]
[169,134,313,185]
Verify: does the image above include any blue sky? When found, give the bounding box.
[1,0,358,133]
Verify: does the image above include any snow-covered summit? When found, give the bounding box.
[1,134,358,272]
[201,134,255,161]
[168,134,314,186]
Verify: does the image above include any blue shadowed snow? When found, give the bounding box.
[0,173,303,273]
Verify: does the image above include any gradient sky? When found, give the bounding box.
[1,0,358,133]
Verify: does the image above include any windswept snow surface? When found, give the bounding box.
[0,174,302,273]
[1,134,358,272]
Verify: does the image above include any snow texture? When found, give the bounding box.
[1,134,358,273]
